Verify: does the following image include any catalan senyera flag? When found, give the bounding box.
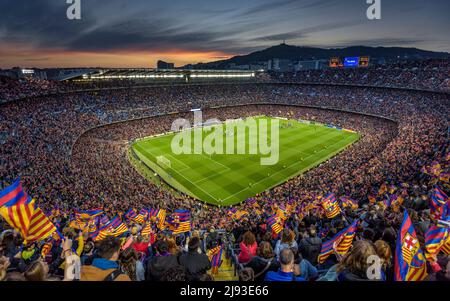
[157,209,166,230]
[0,179,35,238]
[321,193,341,219]
[170,210,191,235]
[132,214,146,224]
[141,223,152,237]
[208,245,223,275]
[394,210,428,281]
[24,207,59,244]
[266,214,283,234]
[317,220,359,264]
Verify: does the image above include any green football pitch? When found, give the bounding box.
[131,116,360,206]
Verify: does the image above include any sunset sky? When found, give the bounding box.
[0,0,449,68]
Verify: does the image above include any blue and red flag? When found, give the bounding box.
[321,193,341,219]
[317,219,358,264]
[169,210,191,235]
[209,245,223,275]
[75,208,103,220]
[266,214,283,234]
[0,178,31,207]
[394,210,428,281]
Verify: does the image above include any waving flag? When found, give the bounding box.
[430,186,448,220]
[94,216,129,241]
[317,220,359,264]
[24,207,59,244]
[0,191,35,238]
[125,208,138,220]
[321,193,341,219]
[141,223,152,237]
[394,210,428,281]
[340,197,359,210]
[75,208,103,220]
[208,245,223,275]
[0,178,31,208]
[170,210,191,235]
[425,225,449,260]
[266,214,283,234]
[234,210,249,220]
[139,208,150,221]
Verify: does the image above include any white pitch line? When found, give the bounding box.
[220,135,355,203]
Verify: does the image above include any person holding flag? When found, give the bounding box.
[394,210,428,281]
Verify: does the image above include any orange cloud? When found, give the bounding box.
[0,43,234,68]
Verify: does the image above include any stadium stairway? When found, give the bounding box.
[209,252,238,281]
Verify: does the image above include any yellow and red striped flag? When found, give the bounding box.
[0,198,35,239]
[24,207,58,244]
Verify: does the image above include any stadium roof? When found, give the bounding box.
[81,68,257,80]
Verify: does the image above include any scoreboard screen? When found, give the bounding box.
[329,57,341,68]
[343,57,359,67]
[359,56,370,67]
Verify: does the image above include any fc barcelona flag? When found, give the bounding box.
[0,178,32,207]
[170,210,191,235]
[430,186,448,220]
[425,225,449,260]
[266,214,283,234]
[208,245,223,275]
[317,220,359,264]
[321,193,341,219]
[394,210,428,281]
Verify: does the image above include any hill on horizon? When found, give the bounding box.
[182,44,449,69]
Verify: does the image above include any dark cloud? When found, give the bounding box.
[0,0,448,63]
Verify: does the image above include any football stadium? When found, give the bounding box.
[0,0,450,290]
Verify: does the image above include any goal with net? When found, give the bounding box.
[156,155,171,169]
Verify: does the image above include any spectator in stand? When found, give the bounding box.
[179,237,211,281]
[275,229,298,258]
[238,268,255,281]
[80,236,131,281]
[119,247,145,281]
[336,240,379,281]
[244,241,279,281]
[298,225,322,266]
[265,248,305,281]
[24,259,50,281]
[146,239,180,281]
[374,240,393,281]
[238,231,257,264]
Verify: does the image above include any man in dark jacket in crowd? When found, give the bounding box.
[178,237,211,281]
[146,240,180,281]
[298,226,322,266]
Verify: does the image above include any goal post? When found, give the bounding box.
[156,155,171,169]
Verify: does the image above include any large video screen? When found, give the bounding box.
[343,57,359,67]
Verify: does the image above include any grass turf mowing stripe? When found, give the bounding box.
[131,116,360,206]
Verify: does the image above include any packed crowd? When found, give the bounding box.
[272,59,450,92]
[1,75,449,281]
